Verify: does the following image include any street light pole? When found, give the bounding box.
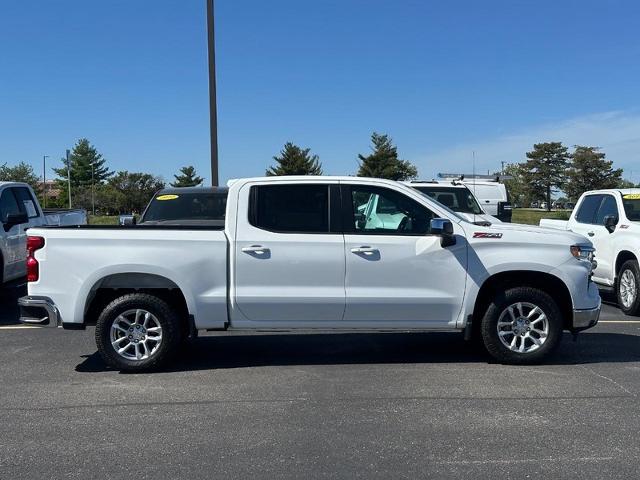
[42,155,49,208]
[206,0,219,186]
[66,149,72,208]
[91,162,95,215]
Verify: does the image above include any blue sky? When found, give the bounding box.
[1,0,639,184]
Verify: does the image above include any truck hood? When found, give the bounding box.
[469,221,591,246]
[456,212,501,225]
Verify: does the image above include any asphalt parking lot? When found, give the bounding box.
[1,284,639,479]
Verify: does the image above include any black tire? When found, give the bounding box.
[95,293,182,372]
[616,260,640,316]
[480,286,563,365]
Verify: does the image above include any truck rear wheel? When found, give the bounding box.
[95,293,182,372]
[617,260,640,316]
[480,287,563,364]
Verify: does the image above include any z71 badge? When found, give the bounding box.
[473,232,503,238]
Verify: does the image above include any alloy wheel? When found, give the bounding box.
[109,309,163,361]
[496,302,549,354]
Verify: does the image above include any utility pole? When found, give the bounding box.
[501,161,505,175]
[206,0,219,186]
[66,149,72,208]
[42,155,49,208]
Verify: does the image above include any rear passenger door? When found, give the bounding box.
[233,182,346,324]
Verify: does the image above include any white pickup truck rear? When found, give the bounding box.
[541,188,640,315]
[1,181,86,284]
[20,176,600,371]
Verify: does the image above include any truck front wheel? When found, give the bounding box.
[480,287,563,364]
[617,260,640,316]
[95,293,182,372]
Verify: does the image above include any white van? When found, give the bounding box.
[403,180,500,225]
[438,174,512,222]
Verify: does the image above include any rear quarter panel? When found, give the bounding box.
[27,228,228,329]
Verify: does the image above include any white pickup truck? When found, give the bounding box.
[1,181,86,285]
[19,176,600,371]
[540,189,640,315]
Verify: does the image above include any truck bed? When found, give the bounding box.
[26,226,229,330]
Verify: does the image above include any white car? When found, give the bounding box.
[20,176,600,371]
[540,188,640,315]
[0,181,86,285]
[404,180,500,225]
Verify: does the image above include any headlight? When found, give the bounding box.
[571,245,596,271]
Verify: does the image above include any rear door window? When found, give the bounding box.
[575,195,602,224]
[249,184,330,233]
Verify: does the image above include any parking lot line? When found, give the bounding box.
[0,325,38,330]
[598,320,640,324]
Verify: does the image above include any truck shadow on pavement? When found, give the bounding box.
[75,330,640,373]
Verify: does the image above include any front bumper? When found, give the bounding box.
[18,296,61,327]
[572,299,601,331]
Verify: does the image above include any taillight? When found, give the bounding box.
[26,236,45,282]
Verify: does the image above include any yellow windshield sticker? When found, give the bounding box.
[156,194,179,201]
[623,194,640,200]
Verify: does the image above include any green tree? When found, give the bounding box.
[618,179,638,189]
[53,138,112,188]
[564,146,623,201]
[500,163,532,207]
[357,132,417,181]
[521,142,570,211]
[108,171,165,213]
[171,166,203,187]
[0,162,40,190]
[266,142,323,176]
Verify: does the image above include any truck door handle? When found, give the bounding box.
[351,246,379,255]
[587,231,595,237]
[241,245,269,254]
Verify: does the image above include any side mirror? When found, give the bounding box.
[430,218,456,247]
[604,214,618,233]
[3,212,28,231]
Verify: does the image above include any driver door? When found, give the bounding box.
[341,183,467,327]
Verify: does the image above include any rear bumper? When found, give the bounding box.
[18,296,61,327]
[572,299,601,331]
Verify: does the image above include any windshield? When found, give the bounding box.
[622,194,640,221]
[413,186,483,214]
[142,192,227,223]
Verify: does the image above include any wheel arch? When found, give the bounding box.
[83,273,191,335]
[615,250,637,276]
[471,270,573,336]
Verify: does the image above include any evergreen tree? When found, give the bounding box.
[521,142,570,211]
[53,138,112,188]
[266,142,323,176]
[171,166,203,187]
[564,146,623,201]
[0,162,39,190]
[357,132,417,181]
